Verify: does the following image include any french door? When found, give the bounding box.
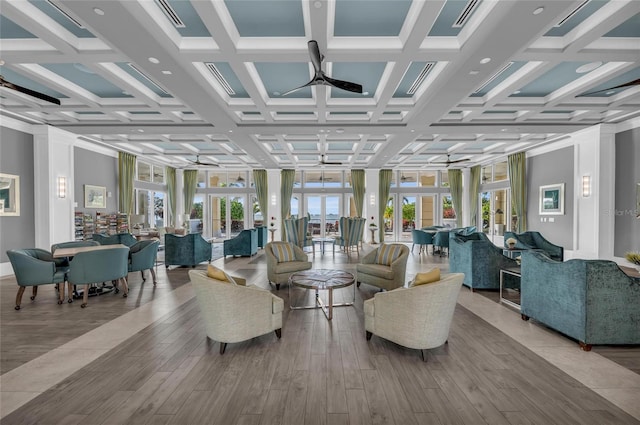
[305,195,341,237]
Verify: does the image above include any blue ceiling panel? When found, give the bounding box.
[160,0,211,37]
[578,67,640,97]
[210,62,249,98]
[470,61,527,97]
[255,62,312,98]
[0,66,67,98]
[429,0,482,37]
[28,0,95,38]
[330,62,386,98]
[155,142,183,150]
[0,16,37,38]
[544,1,609,37]
[334,0,412,36]
[116,63,173,98]
[394,62,433,98]
[42,63,132,98]
[224,0,305,37]
[510,62,598,97]
[604,12,640,37]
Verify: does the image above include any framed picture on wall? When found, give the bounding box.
[84,184,106,209]
[0,173,20,216]
[539,183,565,215]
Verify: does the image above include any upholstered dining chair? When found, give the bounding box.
[51,240,100,270]
[265,241,312,290]
[411,229,434,254]
[128,239,159,285]
[356,244,410,291]
[67,246,129,308]
[7,249,67,310]
[364,272,464,361]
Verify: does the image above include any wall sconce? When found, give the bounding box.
[369,193,375,206]
[582,176,591,197]
[57,176,66,198]
[271,193,277,206]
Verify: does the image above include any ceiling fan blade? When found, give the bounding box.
[448,158,470,164]
[320,154,343,165]
[0,75,61,105]
[578,78,640,96]
[324,75,363,94]
[308,40,323,74]
[281,79,315,96]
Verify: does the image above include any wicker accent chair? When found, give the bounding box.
[356,244,410,291]
[189,269,284,354]
[334,217,366,254]
[7,249,68,310]
[265,241,312,290]
[365,273,464,361]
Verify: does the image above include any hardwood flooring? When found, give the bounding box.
[1,245,639,424]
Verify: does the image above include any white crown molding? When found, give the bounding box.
[616,116,640,133]
[0,113,35,134]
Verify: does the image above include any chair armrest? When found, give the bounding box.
[230,275,247,286]
[293,244,309,261]
[362,249,378,264]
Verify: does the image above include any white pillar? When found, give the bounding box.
[267,169,281,241]
[365,169,380,243]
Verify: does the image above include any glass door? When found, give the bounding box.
[419,195,435,228]
[305,195,341,237]
[209,195,247,239]
[480,189,509,244]
[400,195,416,242]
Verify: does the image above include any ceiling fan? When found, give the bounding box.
[282,40,363,96]
[184,154,218,167]
[318,154,343,166]
[431,154,470,167]
[578,78,640,96]
[0,74,61,105]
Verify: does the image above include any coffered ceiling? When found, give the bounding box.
[1,0,639,170]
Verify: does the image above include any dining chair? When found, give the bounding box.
[7,249,67,310]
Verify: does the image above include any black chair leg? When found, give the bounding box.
[366,331,372,340]
[420,349,428,362]
[219,342,227,355]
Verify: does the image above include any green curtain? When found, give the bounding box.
[118,152,136,217]
[469,166,481,226]
[378,169,392,242]
[448,169,463,227]
[166,166,176,227]
[280,169,295,240]
[253,169,268,226]
[508,152,527,232]
[183,170,198,220]
[351,169,365,217]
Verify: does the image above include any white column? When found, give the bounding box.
[365,169,379,243]
[267,169,281,241]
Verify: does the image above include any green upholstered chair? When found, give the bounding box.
[51,240,100,269]
[334,217,366,254]
[223,228,258,257]
[284,217,313,253]
[432,229,450,256]
[164,233,212,268]
[411,229,434,254]
[356,244,410,291]
[503,231,564,261]
[265,241,312,290]
[92,232,137,247]
[521,251,640,350]
[7,249,67,310]
[67,246,129,308]
[255,226,268,249]
[128,240,159,285]
[449,232,518,291]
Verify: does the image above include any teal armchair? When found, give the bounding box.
[67,246,130,308]
[411,229,434,254]
[7,249,67,309]
[92,232,137,247]
[255,226,268,249]
[334,217,366,254]
[284,217,313,252]
[521,251,640,350]
[504,231,563,261]
[164,233,212,268]
[128,240,159,285]
[224,228,258,257]
[51,240,99,269]
[449,232,518,291]
[433,230,450,256]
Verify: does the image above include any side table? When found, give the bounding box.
[268,228,277,242]
[369,227,378,244]
[500,266,521,310]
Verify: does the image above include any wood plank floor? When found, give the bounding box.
[2,245,639,424]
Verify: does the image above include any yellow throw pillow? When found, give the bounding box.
[207,264,231,283]
[411,268,441,286]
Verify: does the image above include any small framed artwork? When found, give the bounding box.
[539,183,565,215]
[0,173,20,216]
[84,184,107,209]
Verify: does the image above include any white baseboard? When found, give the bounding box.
[1,262,15,278]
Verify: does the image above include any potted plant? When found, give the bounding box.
[625,251,640,270]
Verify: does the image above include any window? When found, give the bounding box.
[153,191,165,228]
[440,172,450,187]
[494,161,508,181]
[229,172,246,188]
[442,194,456,220]
[152,165,164,184]
[251,195,263,226]
[399,172,418,187]
[209,171,226,187]
[418,171,436,187]
[137,162,151,182]
[197,170,206,188]
[481,166,492,184]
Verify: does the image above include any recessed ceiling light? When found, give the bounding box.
[362,91,369,96]
[501,128,508,132]
[314,1,322,8]
[576,61,602,73]
[513,90,521,94]
[273,91,281,96]
[336,128,344,133]
[411,129,415,132]
[137,129,144,133]
[228,130,233,133]
[469,70,479,75]
[480,57,491,64]
[606,90,616,95]
[533,7,544,15]
[162,70,172,75]
[93,7,104,15]
[148,57,160,64]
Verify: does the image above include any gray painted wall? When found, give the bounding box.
[614,128,640,256]
[0,127,35,262]
[527,146,574,250]
[74,147,118,214]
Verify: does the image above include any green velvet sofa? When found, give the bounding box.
[164,233,212,268]
[504,231,563,261]
[521,251,640,350]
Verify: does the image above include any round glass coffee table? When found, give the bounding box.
[288,269,355,320]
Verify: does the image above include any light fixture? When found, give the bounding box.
[370,193,375,206]
[57,176,66,198]
[148,57,160,64]
[236,172,245,183]
[576,62,602,74]
[582,175,591,197]
[162,70,172,75]
[400,173,407,182]
[271,193,277,206]
[93,7,105,15]
[533,7,544,15]
[480,57,491,64]
[469,70,479,75]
